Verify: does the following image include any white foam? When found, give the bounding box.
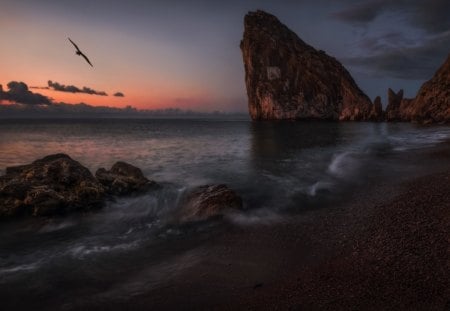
[0,262,40,275]
[227,209,284,225]
[39,220,76,233]
[308,181,333,196]
[328,151,358,178]
[69,241,139,259]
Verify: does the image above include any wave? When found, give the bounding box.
[389,128,450,151]
[0,262,41,276]
[227,209,284,225]
[38,220,77,233]
[327,151,360,178]
[69,241,140,259]
[308,181,333,196]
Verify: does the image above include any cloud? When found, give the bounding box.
[332,0,389,24]
[1,79,248,118]
[29,86,50,90]
[407,0,450,34]
[342,30,450,80]
[47,80,108,96]
[113,92,124,97]
[332,1,450,80]
[332,0,450,34]
[0,81,52,105]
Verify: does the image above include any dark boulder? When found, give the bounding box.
[177,184,243,223]
[95,161,158,195]
[0,154,105,217]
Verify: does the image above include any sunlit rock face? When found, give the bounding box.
[96,161,158,196]
[240,10,373,121]
[0,154,105,217]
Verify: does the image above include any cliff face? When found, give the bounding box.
[384,55,450,123]
[240,10,373,121]
[400,54,450,123]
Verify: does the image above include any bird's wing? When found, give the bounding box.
[80,52,93,67]
[68,37,80,52]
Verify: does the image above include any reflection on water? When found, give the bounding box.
[1,118,449,213]
[1,118,450,309]
[0,119,251,186]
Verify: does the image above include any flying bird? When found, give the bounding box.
[68,38,93,67]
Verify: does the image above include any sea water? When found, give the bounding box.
[0,118,449,308]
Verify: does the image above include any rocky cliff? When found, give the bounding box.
[240,10,373,121]
[400,54,450,124]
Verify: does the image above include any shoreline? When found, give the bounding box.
[1,132,449,310]
[101,145,450,310]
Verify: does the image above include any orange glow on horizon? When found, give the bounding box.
[1,80,216,111]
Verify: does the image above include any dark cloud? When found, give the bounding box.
[343,31,450,80]
[408,0,450,34]
[113,92,124,97]
[333,1,450,80]
[47,80,108,96]
[356,32,416,53]
[0,81,52,105]
[332,0,450,34]
[332,0,389,24]
[29,86,50,90]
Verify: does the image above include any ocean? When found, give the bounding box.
[1,118,449,309]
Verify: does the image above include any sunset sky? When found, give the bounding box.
[1,0,449,112]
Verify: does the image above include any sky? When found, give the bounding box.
[1,0,449,112]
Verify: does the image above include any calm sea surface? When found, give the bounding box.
[1,118,449,309]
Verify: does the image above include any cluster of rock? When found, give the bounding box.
[0,154,242,222]
[0,154,105,217]
[241,10,449,124]
[95,161,158,195]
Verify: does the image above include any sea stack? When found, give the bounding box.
[370,96,384,121]
[240,10,373,121]
[385,88,404,121]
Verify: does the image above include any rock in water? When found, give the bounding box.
[0,154,105,217]
[96,161,158,195]
[177,185,243,223]
[400,54,450,123]
[240,10,373,121]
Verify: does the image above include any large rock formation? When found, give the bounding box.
[0,154,105,217]
[369,96,384,121]
[385,89,404,121]
[96,161,158,195]
[240,10,373,121]
[399,54,450,124]
[177,184,243,223]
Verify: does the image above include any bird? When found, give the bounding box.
[68,37,93,67]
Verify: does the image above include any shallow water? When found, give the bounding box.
[1,119,449,308]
